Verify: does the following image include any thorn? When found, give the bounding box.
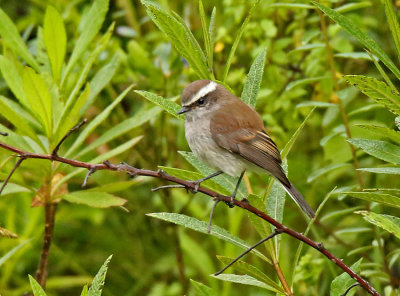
[151,184,186,192]
[82,166,97,188]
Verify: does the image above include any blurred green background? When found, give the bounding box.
[0,0,399,295]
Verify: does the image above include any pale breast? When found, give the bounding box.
[184,115,246,177]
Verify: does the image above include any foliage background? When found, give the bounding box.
[0,0,399,295]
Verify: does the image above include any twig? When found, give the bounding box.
[0,156,25,195]
[215,229,282,275]
[342,283,360,296]
[52,119,87,156]
[0,141,381,296]
[152,184,186,191]
[207,198,221,234]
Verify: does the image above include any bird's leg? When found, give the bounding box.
[189,171,223,192]
[229,170,245,206]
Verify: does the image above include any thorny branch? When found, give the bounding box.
[0,139,380,295]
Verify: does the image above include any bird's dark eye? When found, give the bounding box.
[198,98,205,105]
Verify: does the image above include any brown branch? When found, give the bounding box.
[35,203,56,288]
[0,156,25,195]
[52,119,87,156]
[0,141,380,296]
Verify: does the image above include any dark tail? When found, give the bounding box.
[281,182,315,218]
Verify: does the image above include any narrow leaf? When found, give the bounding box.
[313,2,400,80]
[61,191,127,208]
[44,6,66,83]
[147,212,270,263]
[74,107,160,158]
[307,163,351,183]
[0,55,27,107]
[0,9,39,71]
[63,0,109,82]
[0,96,41,142]
[358,167,400,174]
[23,67,53,137]
[286,76,329,91]
[345,75,400,116]
[382,0,400,59]
[348,138,400,164]
[29,275,47,296]
[222,0,260,82]
[0,239,31,266]
[199,0,213,72]
[343,192,400,209]
[190,280,217,296]
[356,211,400,240]
[330,259,362,296]
[66,84,133,158]
[88,255,112,296]
[241,48,267,107]
[135,90,183,120]
[357,124,400,144]
[141,0,210,79]
[216,256,283,293]
[211,274,271,289]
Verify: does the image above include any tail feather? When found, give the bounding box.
[281,183,315,218]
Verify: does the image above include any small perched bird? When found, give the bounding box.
[178,80,315,218]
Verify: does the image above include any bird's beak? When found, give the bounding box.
[177,106,190,115]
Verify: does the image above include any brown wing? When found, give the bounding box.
[211,99,290,187]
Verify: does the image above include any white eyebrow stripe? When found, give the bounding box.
[185,81,217,106]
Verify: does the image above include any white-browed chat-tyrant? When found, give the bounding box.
[178,80,315,218]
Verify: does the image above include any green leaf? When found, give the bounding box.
[0,182,31,196]
[61,191,127,208]
[307,163,351,183]
[80,285,88,296]
[0,55,27,107]
[29,275,47,296]
[54,84,90,147]
[86,181,139,193]
[357,124,400,144]
[0,96,41,143]
[158,166,230,195]
[88,255,112,296]
[23,67,53,137]
[281,107,315,159]
[63,0,109,82]
[382,0,400,59]
[286,76,329,91]
[334,52,375,60]
[313,2,400,80]
[241,48,267,107]
[356,211,400,240]
[211,274,271,290]
[296,101,336,108]
[222,0,260,82]
[345,75,400,116]
[335,2,372,13]
[146,213,270,263]
[199,0,213,72]
[269,3,314,9]
[83,54,120,113]
[348,138,400,164]
[141,0,210,79]
[0,239,31,267]
[43,6,66,84]
[66,84,133,158]
[0,9,39,71]
[135,90,183,120]
[216,256,283,293]
[190,280,217,296]
[358,167,400,174]
[343,192,400,209]
[330,258,362,296]
[75,107,160,158]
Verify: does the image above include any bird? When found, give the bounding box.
[177,79,315,218]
